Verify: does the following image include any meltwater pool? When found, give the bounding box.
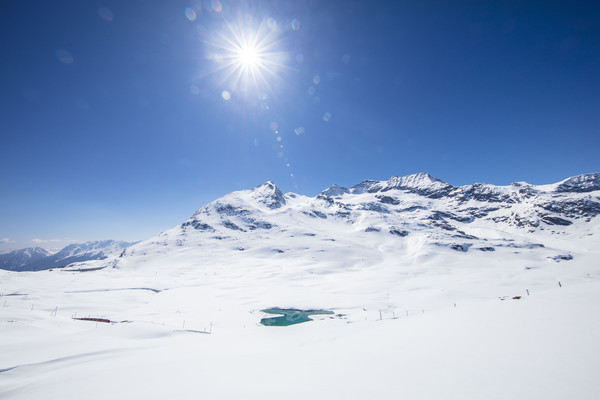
[260,308,334,326]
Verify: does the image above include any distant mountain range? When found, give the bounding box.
[5,173,599,273]
[0,240,137,271]
[68,172,598,273]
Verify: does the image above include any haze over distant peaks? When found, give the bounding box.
[0,240,137,271]
[0,247,51,271]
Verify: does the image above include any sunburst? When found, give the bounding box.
[206,15,288,98]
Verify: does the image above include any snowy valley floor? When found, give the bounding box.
[1,255,600,400]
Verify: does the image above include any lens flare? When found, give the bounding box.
[184,7,197,21]
[199,11,300,187]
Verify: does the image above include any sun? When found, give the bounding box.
[204,15,288,96]
[235,45,261,68]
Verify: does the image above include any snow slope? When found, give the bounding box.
[1,173,599,399]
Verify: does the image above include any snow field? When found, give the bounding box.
[1,243,599,399]
[1,276,599,399]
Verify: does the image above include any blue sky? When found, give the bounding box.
[1,0,599,252]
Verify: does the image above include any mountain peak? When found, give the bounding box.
[258,181,277,189]
[319,184,350,197]
[347,173,453,197]
[0,247,52,270]
[251,181,286,209]
[350,180,380,194]
[380,173,453,198]
[386,172,448,188]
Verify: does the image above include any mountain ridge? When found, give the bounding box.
[67,172,599,274]
[0,247,52,271]
[9,172,599,273]
[319,172,600,199]
[1,240,137,271]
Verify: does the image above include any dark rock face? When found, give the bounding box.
[406,186,453,199]
[182,220,215,231]
[555,173,600,193]
[429,211,473,223]
[427,211,447,221]
[450,184,514,203]
[450,244,471,252]
[460,207,501,219]
[491,214,540,229]
[335,211,351,218]
[377,195,400,205]
[316,195,335,204]
[428,219,457,231]
[548,254,574,261]
[503,242,545,249]
[540,216,573,226]
[245,219,273,230]
[397,206,428,213]
[538,199,600,219]
[454,231,478,240]
[302,210,328,219]
[215,204,250,216]
[389,228,409,237]
[223,220,245,231]
[478,247,496,252]
[359,202,389,213]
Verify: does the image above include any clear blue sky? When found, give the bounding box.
[1,0,599,252]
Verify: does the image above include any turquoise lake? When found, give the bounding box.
[260,308,334,326]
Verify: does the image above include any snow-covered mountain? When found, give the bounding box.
[0,247,51,271]
[78,172,598,275]
[2,173,599,400]
[1,240,136,271]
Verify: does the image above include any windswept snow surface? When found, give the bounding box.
[1,173,599,399]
